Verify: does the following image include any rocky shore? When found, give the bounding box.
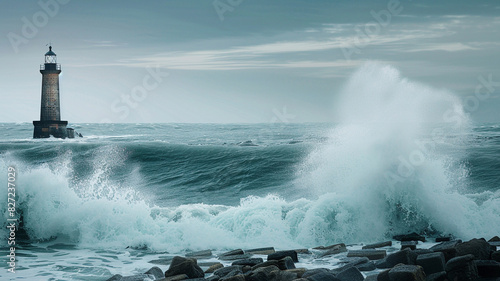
[107,234,500,281]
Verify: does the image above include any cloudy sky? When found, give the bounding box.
[1,0,499,123]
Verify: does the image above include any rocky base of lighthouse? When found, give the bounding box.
[33,120,80,139]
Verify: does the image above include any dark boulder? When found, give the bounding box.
[246,265,280,281]
[144,266,164,280]
[335,266,363,281]
[186,250,213,258]
[401,241,418,250]
[165,256,204,279]
[278,256,296,270]
[220,275,245,281]
[376,248,414,269]
[301,268,330,279]
[425,271,447,281]
[456,238,493,260]
[251,260,279,271]
[220,249,244,257]
[362,241,392,249]
[306,272,340,281]
[213,266,243,278]
[205,263,224,273]
[388,264,426,281]
[393,232,426,242]
[445,254,478,281]
[492,251,500,262]
[347,249,386,260]
[435,237,451,242]
[268,250,298,262]
[475,260,500,277]
[355,261,375,271]
[415,252,445,275]
[232,258,264,267]
[245,247,275,255]
[430,240,462,262]
[106,274,123,281]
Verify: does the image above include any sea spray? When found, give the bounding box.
[295,62,500,243]
[1,64,499,254]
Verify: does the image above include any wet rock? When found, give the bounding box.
[336,266,364,281]
[106,274,123,281]
[435,237,451,242]
[220,249,245,257]
[121,275,156,281]
[251,260,279,271]
[376,248,413,269]
[220,275,245,281]
[347,249,386,260]
[492,251,500,262]
[426,271,447,281]
[219,254,252,261]
[333,257,369,273]
[475,260,500,277]
[213,265,243,278]
[165,256,204,279]
[186,250,213,258]
[306,272,340,281]
[362,241,392,249]
[388,264,426,281]
[206,276,220,281]
[268,250,298,262]
[232,258,264,267]
[430,240,462,262]
[301,268,330,278]
[416,252,445,275]
[376,269,390,281]
[277,256,296,270]
[274,270,298,281]
[294,249,311,254]
[363,274,378,281]
[413,249,433,256]
[163,274,189,281]
[285,268,307,278]
[145,266,164,279]
[314,244,347,257]
[393,232,426,242]
[445,254,478,281]
[313,243,346,250]
[401,241,418,250]
[205,263,224,273]
[456,238,493,260]
[490,236,500,242]
[246,265,280,281]
[355,261,375,271]
[245,247,275,255]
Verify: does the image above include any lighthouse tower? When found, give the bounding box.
[33,46,75,138]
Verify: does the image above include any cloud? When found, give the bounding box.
[403,42,478,52]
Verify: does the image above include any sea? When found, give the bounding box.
[1,64,499,280]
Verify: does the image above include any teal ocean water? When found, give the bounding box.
[1,64,499,279]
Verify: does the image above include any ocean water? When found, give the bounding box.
[1,64,500,280]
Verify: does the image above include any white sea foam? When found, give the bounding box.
[1,63,499,258]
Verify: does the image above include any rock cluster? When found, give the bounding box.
[106,236,500,281]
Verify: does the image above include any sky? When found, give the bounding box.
[1,0,499,123]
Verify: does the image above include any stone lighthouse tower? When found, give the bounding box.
[33,46,76,138]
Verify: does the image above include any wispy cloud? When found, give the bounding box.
[403,42,478,52]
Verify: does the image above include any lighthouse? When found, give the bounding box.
[33,46,77,138]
